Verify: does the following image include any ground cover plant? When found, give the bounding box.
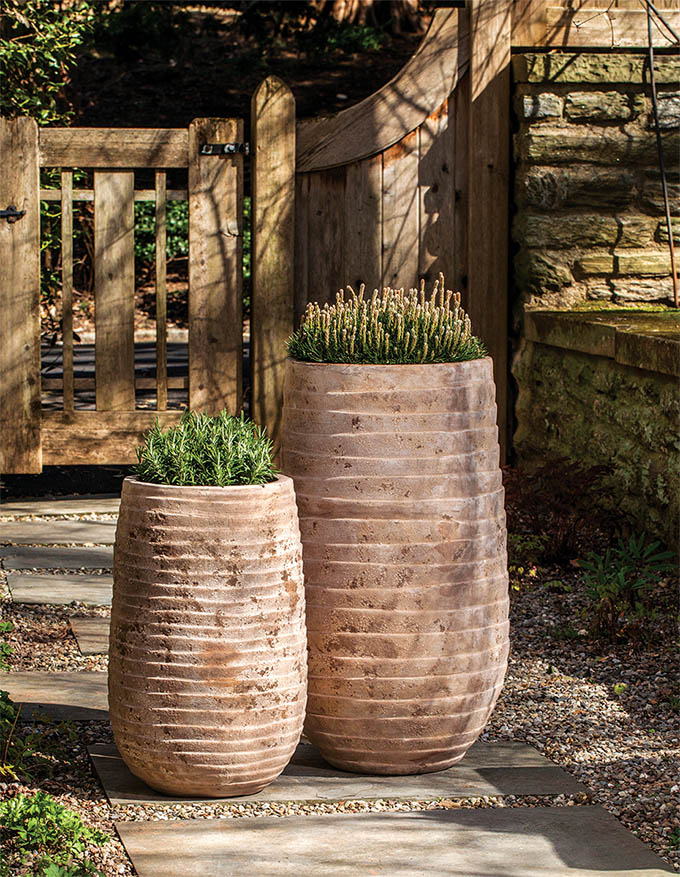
[287,275,486,364]
[133,410,277,486]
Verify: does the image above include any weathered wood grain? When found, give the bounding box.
[0,117,42,473]
[155,172,167,412]
[293,174,310,323]
[452,73,469,300]
[344,155,383,294]
[468,1,510,462]
[39,128,188,168]
[418,102,454,289]
[188,118,243,414]
[297,9,469,172]
[42,411,183,466]
[94,172,135,411]
[251,77,296,451]
[542,7,680,47]
[305,168,346,308]
[40,189,187,202]
[61,171,74,412]
[382,129,420,291]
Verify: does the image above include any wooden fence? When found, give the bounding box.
[2,1,678,473]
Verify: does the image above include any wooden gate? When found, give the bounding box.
[0,117,245,473]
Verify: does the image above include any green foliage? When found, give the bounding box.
[613,683,628,696]
[0,0,94,124]
[288,276,486,365]
[0,791,108,875]
[580,534,675,639]
[134,200,189,267]
[134,410,277,487]
[507,533,547,566]
[0,622,13,672]
[0,690,77,783]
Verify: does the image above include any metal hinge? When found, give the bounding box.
[1,205,26,223]
[200,142,250,156]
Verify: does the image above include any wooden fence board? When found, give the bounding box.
[468,0,511,461]
[188,118,243,414]
[251,77,296,450]
[0,117,41,473]
[294,173,310,323]
[155,171,168,411]
[305,168,346,307]
[42,411,183,466]
[94,171,135,411]
[61,171,74,412]
[382,129,420,291]
[39,128,189,168]
[452,73,470,301]
[344,155,383,294]
[418,102,455,289]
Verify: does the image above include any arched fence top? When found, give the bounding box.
[295,8,469,173]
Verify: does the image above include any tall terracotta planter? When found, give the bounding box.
[109,475,306,797]
[282,357,508,775]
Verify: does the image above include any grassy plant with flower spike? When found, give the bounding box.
[287,274,486,364]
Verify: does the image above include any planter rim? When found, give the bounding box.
[121,473,293,494]
[286,356,492,369]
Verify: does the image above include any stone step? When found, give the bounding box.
[70,617,109,655]
[1,520,117,545]
[115,807,674,877]
[1,546,113,570]
[0,671,108,721]
[0,495,120,516]
[6,573,112,606]
[89,739,585,806]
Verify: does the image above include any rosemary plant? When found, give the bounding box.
[134,410,277,487]
[287,275,486,364]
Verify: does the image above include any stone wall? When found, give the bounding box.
[513,53,680,312]
[513,311,680,549]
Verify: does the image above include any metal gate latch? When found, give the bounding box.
[1,205,26,223]
[200,143,250,156]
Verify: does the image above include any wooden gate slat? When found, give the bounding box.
[382,129,419,290]
[251,76,296,450]
[305,168,346,307]
[344,155,383,294]
[61,170,74,412]
[293,173,310,323]
[452,72,470,300]
[188,118,243,414]
[418,102,454,289]
[94,171,135,411]
[468,0,510,461]
[155,171,168,412]
[0,117,42,473]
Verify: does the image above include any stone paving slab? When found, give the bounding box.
[0,671,108,721]
[90,740,585,805]
[0,495,120,516]
[115,806,674,876]
[0,546,113,570]
[6,573,112,606]
[1,520,117,545]
[70,617,110,655]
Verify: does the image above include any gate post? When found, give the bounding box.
[188,117,244,414]
[251,77,296,452]
[467,0,511,462]
[0,117,42,473]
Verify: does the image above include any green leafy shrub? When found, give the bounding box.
[580,534,675,639]
[0,791,108,875]
[134,410,277,487]
[0,0,94,124]
[288,275,486,364]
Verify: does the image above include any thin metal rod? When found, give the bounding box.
[647,4,678,307]
[643,0,680,45]
[61,170,74,410]
[155,171,168,410]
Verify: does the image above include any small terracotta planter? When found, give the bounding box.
[109,475,306,797]
[282,357,508,775]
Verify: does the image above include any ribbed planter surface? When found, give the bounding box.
[109,475,306,797]
[282,358,508,775]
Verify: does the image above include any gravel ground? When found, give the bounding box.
[0,502,678,874]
